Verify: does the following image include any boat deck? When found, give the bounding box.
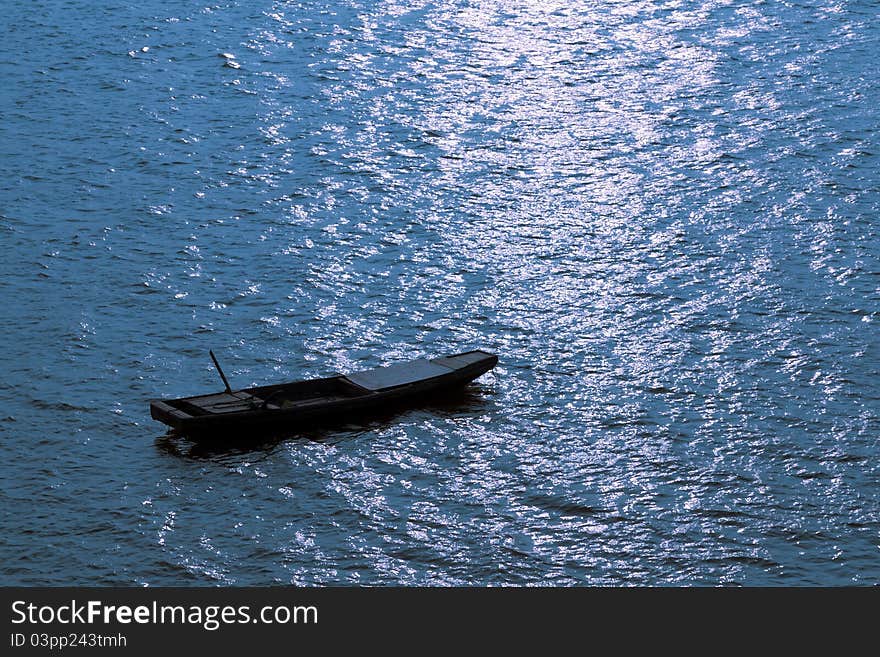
[343,359,452,391]
[341,350,495,392]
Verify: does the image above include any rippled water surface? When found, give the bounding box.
[2,0,879,585]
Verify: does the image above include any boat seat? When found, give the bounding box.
[188,392,261,414]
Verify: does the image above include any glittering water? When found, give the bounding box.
[2,0,879,585]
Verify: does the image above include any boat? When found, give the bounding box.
[150,349,498,438]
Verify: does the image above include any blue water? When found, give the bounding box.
[1,0,878,585]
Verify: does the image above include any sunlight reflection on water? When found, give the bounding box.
[0,0,878,585]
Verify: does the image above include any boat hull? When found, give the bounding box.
[150,350,497,439]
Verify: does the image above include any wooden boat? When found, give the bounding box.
[150,349,498,438]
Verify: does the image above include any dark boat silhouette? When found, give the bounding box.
[150,350,497,438]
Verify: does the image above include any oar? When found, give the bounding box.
[209,349,233,394]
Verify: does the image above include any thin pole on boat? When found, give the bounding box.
[209,350,233,393]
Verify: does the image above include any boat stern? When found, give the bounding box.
[149,399,192,430]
